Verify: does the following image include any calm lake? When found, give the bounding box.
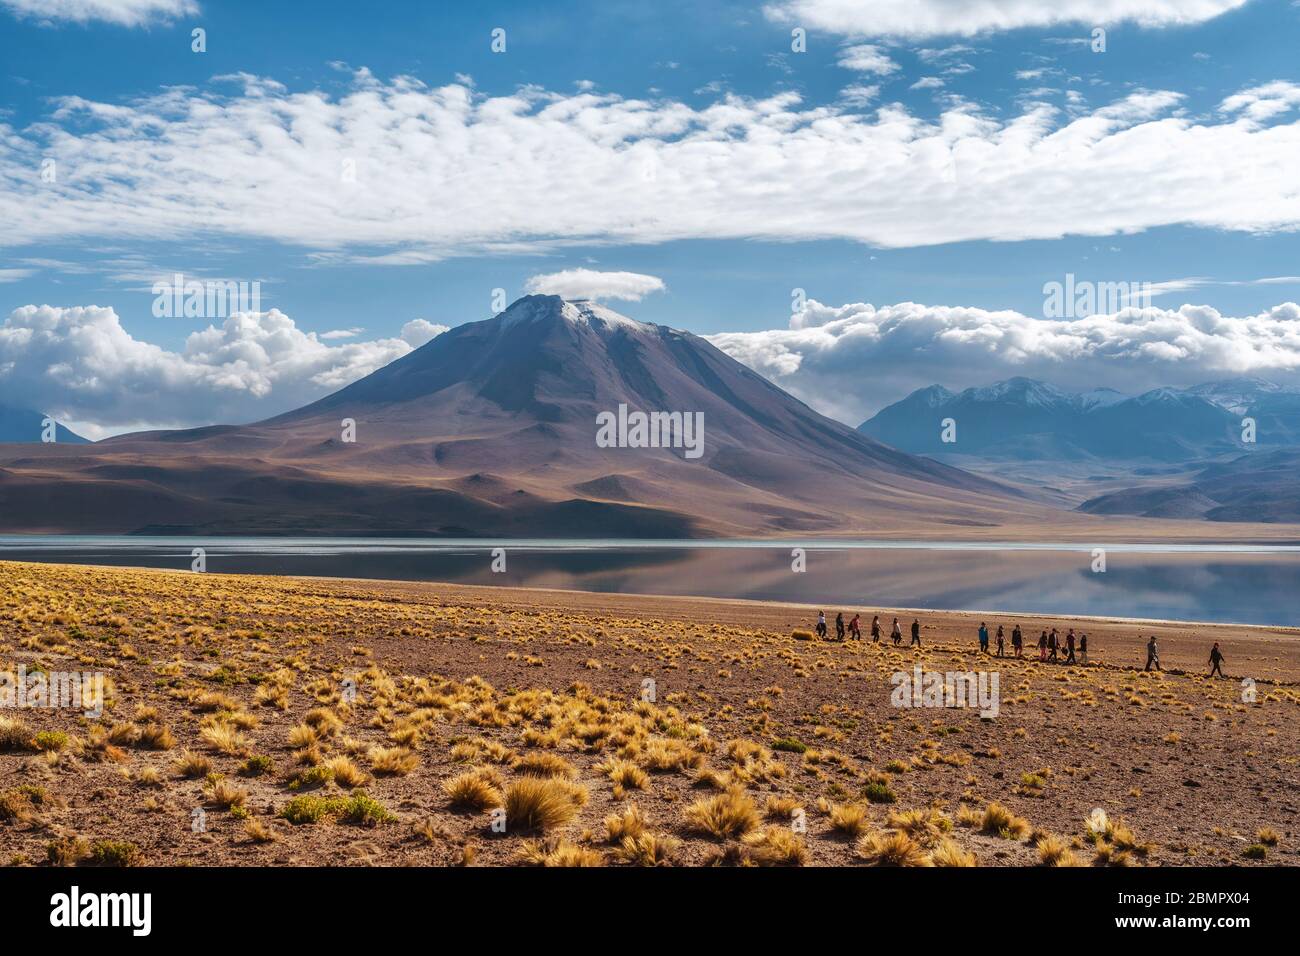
[3,536,1300,627]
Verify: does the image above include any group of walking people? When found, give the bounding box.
[812,611,1232,677]
[969,621,1086,662]
[815,611,921,646]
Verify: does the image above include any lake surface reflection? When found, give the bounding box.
[1,536,1297,626]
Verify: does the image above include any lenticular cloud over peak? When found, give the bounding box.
[523,269,667,303]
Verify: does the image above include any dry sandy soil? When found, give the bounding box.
[1,560,1296,868]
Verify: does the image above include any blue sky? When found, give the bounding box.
[1,0,1299,435]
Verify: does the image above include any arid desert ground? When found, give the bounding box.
[1,560,1296,867]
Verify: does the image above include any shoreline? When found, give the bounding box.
[3,556,1299,634]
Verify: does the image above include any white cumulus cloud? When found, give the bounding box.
[524,269,666,302]
[707,298,1300,426]
[763,0,1249,39]
[1,74,1298,256]
[836,44,899,74]
[0,304,444,436]
[1,0,197,26]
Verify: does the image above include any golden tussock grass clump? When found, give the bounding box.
[596,757,649,792]
[742,827,809,866]
[303,708,344,737]
[684,787,760,840]
[639,737,705,774]
[604,805,647,842]
[444,770,504,812]
[323,755,369,788]
[614,832,679,866]
[287,723,318,749]
[512,752,577,779]
[205,778,248,809]
[1035,834,1085,867]
[764,795,802,822]
[449,742,480,763]
[516,838,605,867]
[474,738,516,764]
[1081,806,1154,853]
[1084,809,1153,861]
[136,766,163,788]
[504,777,588,832]
[172,749,213,779]
[0,716,35,753]
[0,787,42,824]
[887,807,953,845]
[1257,827,1280,847]
[829,802,871,838]
[692,766,733,791]
[47,835,91,867]
[929,838,977,867]
[388,724,423,749]
[199,722,252,756]
[979,802,1030,840]
[137,723,175,750]
[368,746,419,776]
[245,817,279,843]
[82,726,128,763]
[194,691,239,713]
[254,683,289,710]
[856,830,933,867]
[107,722,141,746]
[725,739,785,783]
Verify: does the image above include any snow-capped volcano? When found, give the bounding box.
[0,295,1030,536]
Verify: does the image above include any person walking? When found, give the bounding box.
[835,612,846,641]
[1079,632,1088,665]
[1012,624,1023,658]
[848,613,861,641]
[871,615,881,643]
[910,618,921,647]
[1063,629,1076,665]
[891,618,902,645]
[1145,635,1161,672]
[815,611,827,639]
[1048,628,1058,662]
[1209,642,1225,678]
[978,622,989,655]
[996,624,1005,658]
[1038,629,1048,661]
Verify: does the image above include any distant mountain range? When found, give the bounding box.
[0,296,1034,536]
[858,376,1298,462]
[0,404,88,444]
[859,376,1300,522]
[1080,448,1300,522]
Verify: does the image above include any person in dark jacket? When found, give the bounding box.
[1209,642,1225,678]
[1063,629,1076,665]
[835,612,845,641]
[1012,625,1023,658]
[910,618,921,647]
[871,615,881,643]
[1145,635,1161,671]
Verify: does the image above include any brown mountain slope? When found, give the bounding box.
[0,295,1180,537]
